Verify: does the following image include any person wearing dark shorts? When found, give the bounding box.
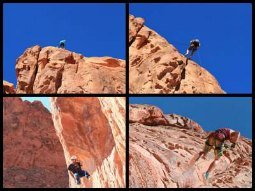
[68,155,90,185]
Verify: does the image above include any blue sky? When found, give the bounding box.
[21,97,51,111]
[130,97,252,139]
[130,3,252,93]
[4,3,125,86]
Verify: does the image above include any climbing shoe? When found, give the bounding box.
[204,171,209,180]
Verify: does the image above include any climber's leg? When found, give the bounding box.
[185,49,190,56]
[79,170,90,179]
[204,156,220,181]
[190,49,196,58]
[74,173,81,184]
[191,139,211,171]
[84,171,91,179]
[189,138,212,167]
[201,135,214,160]
[204,139,223,180]
[59,43,65,49]
[207,155,220,173]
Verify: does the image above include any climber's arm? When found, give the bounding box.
[69,171,74,178]
[68,164,75,178]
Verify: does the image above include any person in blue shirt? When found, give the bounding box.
[59,40,66,49]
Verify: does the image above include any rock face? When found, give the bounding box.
[15,46,125,94]
[51,97,126,188]
[129,14,225,94]
[3,97,68,188]
[3,80,16,94]
[129,104,203,132]
[129,104,252,188]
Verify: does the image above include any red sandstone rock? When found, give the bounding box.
[129,104,203,132]
[3,97,68,188]
[129,104,252,188]
[3,80,16,94]
[50,97,126,188]
[165,113,204,133]
[129,14,225,94]
[15,46,125,94]
[129,104,169,126]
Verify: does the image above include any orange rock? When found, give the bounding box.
[3,97,68,188]
[51,97,126,188]
[129,14,225,94]
[129,104,169,126]
[129,104,203,132]
[129,104,252,188]
[3,80,16,94]
[15,46,125,94]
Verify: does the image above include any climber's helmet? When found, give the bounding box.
[60,40,66,44]
[71,155,77,161]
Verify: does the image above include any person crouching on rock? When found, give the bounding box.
[68,155,90,185]
[192,128,240,181]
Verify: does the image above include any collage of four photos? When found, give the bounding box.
[2,3,252,188]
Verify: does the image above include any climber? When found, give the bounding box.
[184,39,200,59]
[191,128,240,182]
[68,155,90,185]
[59,40,66,49]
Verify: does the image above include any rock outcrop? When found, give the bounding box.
[3,80,16,94]
[14,46,125,94]
[3,98,68,188]
[129,104,252,188]
[51,97,126,188]
[129,104,203,132]
[3,97,126,188]
[129,14,225,94]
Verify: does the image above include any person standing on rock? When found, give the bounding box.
[68,155,90,185]
[191,128,240,182]
[184,39,200,59]
[59,40,66,49]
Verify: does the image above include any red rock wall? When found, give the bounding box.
[129,104,252,188]
[15,46,125,94]
[3,97,68,188]
[129,14,225,94]
[50,97,126,188]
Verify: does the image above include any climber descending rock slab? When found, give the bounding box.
[51,97,126,188]
[129,104,252,188]
[129,14,225,94]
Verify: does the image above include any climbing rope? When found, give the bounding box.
[171,40,204,66]
[197,51,203,65]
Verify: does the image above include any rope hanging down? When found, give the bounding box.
[197,51,203,65]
